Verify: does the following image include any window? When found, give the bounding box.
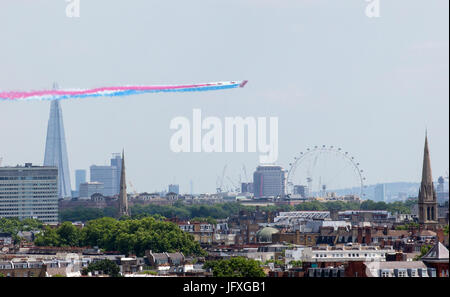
[398,271,406,277]
[381,271,389,277]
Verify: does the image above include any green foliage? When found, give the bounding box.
[82,259,120,277]
[444,225,449,236]
[289,260,303,267]
[59,207,117,222]
[293,199,414,214]
[190,217,218,225]
[59,199,415,224]
[395,222,419,230]
[35,217,206,257]
[139,270,158,275]
[360,200,413,214]
[0,217,43,243]
[204,257,265,277]
[414,245,432,261]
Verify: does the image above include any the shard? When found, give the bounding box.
[43,99,72,199]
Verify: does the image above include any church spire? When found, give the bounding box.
[118,149,129,217]
[421,132,433,185]
[418,132,438,227]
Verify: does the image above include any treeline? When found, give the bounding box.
[58,200,417,222]
[59,207,117,222]
[34,216,205,257]
[293,199,416,214]
[0,218,43,242]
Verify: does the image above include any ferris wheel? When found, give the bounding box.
[286,145,367,198]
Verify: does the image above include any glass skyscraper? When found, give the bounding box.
[75,169,86,192]
[89,153,122,197]
[43,100,72,199]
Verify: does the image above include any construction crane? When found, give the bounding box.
[242,164,249,183]
[216,165,227,193]
[226,176,240,193]
[128,181,138,197]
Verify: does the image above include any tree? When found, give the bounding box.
[204,257,265,277]
[82,259,120,277]
[414,245,432,261]
[289,260,303,267]
[0,217,43,244]
[35,216,206,257]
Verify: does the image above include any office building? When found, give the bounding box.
[110,153,122,195]
[90,165,118,197]
[293,185,309,198]
[75,169,86,192]
[253,165,287,198]
[436,176,449,204]
[241,182,254,194]
[374,184,386,202]
[79,182,104,199]
[0,163,58,223]
[168,184,180,194]
[89,153,122,197]
[43,100,72,199]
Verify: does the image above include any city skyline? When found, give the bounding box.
[0,0,448,194]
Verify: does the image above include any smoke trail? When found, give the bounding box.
[0,81,248,101]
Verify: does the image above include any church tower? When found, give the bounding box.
[418,133,438,228]
[118,150,129,217]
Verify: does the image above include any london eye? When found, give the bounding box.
[286,145,367,198]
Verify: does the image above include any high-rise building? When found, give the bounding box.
[79,182,104,199]
[89,153,122,197]
[436,176,449,204]
[293,185,309,198]
[43,100,72,199]
[0,163,58,223]
[241,182,254,194]
[118,151,129,217]
[90,165,118,197]
[168,184,180,194]
[374,184,386,202]
[75,169,86,192]
[418,133,438,228]
[110,153,122,195]
[253,165,287,198]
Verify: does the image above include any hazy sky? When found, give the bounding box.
[0,0,448,194]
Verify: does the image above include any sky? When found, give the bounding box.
[0,0,448,194]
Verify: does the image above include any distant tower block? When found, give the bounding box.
[43,99,72,199]
[118,150,129,217]
[418,133,438,229]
